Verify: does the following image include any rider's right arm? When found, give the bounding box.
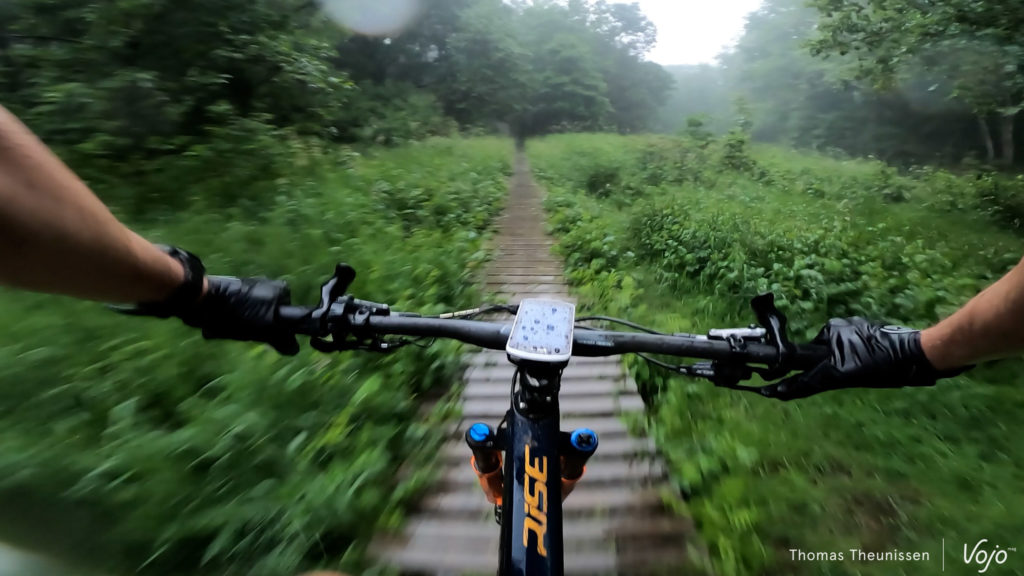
[920,256,1024,370]
[756,258,1024,400]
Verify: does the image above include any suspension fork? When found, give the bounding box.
[466,424,600,508]
[465,363,600,575]
[465,363,602,511]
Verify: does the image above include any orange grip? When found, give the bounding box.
[471,455,504,506]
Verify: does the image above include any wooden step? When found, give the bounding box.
[467,364,624,381]
[419,487,669,518]
[442,435,655,463]
[460,395,645,419]
[463,379,636,399]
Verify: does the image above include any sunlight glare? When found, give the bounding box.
[319,0,422,36]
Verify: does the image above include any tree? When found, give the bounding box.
[653,0,982,164]
[1,0,347,155]
[443,0,532,127]
[810,0,1024,164]
[654,65,732,135]
[513,0,668,136]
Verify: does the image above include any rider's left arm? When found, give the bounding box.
[0,104,205,303]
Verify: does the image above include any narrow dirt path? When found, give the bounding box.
[373,152,697,574]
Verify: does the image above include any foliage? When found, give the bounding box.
[530,133,1024,576]
[1,0,349,155]
[0,138,511,576]
[2,0,673,186]
[655,65,733,136]
[333,83,458,146]
[329,0,672,138]
[654,0,1009,167]
[810,0,1024,164]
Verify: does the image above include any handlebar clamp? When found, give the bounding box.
[702,293,800,389]
[308,263,394,353]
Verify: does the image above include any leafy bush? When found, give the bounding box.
[335,84,459,147]
[719,129,758,173]
[583,166,621,198]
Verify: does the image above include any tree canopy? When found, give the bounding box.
[1,0,674,163]
[654,0,1024,167]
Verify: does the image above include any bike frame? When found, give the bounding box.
[496,363,568,576]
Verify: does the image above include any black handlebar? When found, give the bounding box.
[268,264,830,387]
[276,305,827,371]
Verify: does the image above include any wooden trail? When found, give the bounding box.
[372,152,698,575]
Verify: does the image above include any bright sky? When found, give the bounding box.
[621,0,765,66]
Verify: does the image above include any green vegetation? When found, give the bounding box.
[2,0,672,169]
[6,0,1024,574]
[529,132,1024,576]
[0,138,511,576]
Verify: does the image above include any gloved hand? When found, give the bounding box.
[758,317,968,401]
[179,275,300,356]
[127,245,299,356]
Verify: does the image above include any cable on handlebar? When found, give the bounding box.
[575,316,667,335]
[433,304,519,320]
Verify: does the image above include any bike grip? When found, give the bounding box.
[792,343,829,369]
[275,305,322,335]
[277,305,310,322]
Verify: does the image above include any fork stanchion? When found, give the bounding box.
[561,428,598,501]
[466,423,504,506]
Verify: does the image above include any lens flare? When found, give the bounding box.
[320,0,422,36]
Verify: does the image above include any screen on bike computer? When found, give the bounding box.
[506,299,575,363]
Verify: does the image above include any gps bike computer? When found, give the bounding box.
[505,298,575,363]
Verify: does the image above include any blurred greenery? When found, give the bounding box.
[1,0,673,169]
[0,138,511,576]
[529,131,1024,576]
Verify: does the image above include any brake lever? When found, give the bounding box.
[308,263,397,353]
[750,292,796,379]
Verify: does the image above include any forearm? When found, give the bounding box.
[0,105,185,303]
[921,257,1024,370]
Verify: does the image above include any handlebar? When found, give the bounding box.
[268,264,829,386]
[276,304,826,371]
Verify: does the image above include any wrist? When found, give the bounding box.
[145,245,206,316]
[920,326,969,373]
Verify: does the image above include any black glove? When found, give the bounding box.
[758,317,968,401]
[128,246,299,356]
[179,276,300,356]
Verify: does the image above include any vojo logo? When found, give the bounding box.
[964,540,1016,573]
